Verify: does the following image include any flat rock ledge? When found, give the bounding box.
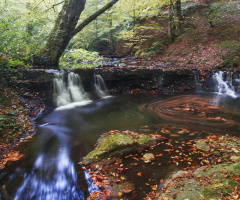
[82,130,167,165]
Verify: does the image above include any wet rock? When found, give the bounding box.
[157,162,240,200]
[212,150,221,157]
[232,147,239,153]
[109,181,134,198]
[195,140,210,152]
[142,153,155,163]
[222,154,230,160]
[83,131,166,165]
[230,156,240,162]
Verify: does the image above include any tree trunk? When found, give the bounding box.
[108,11,114,54]
[34,0,86,67]
[174,0,182,30]
[168,0,174,42]
[168,0,182,42]
[205,0,214,28]
[34,0,119,68]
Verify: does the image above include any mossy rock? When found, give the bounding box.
[83,132,156,165]
[158,162,240,200]
[195,139,210,152]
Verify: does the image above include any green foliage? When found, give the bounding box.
[0,0,61,67]
[220,41,240,68]
[59,48,103,69]
[208,3,222,24]
[70,0,164,55]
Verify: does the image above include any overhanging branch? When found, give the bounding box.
[72,0,119,36]
[44,1,64,12]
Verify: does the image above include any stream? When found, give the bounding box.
[1,71,240,199]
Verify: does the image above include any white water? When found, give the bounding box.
[14,122,99,200]
[94,74,110,98]
[14,149,84,200]
[213,71,238,98]
[53,72,90,107]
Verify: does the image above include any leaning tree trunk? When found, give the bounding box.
[34,0,119,68]
[35,0,86,67]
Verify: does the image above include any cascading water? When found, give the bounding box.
[13,118,99,200]
[14,149,85,200]
[93,74,110,98]
[53,72,89,107]
[213,71,238,98]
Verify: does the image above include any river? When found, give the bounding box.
[0,71,240,199]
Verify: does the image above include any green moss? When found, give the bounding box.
[83,133,156,165]
[83,133,135,164]
[137,135,154,146]
[233,162,240,171]
[200,162,240,199]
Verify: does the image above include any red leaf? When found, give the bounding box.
[172,193,178,199]
[233,175,239,181]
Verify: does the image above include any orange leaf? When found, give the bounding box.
[164,190,171,194]
[137,172,142,177]
[233,175,239,181]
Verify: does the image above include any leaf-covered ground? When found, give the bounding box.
[114,1,240,69]
[0,86,46,169]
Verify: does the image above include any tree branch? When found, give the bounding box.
[44,1,64,12]
[72,0,119,36]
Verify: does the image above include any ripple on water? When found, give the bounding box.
[140,94,240,134]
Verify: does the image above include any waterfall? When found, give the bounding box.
[94,74,110,98]
[213,71,238,98]
[53,72,89,107]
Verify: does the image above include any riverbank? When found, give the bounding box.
[0,86,46,170]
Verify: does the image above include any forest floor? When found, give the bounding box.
[114,1,240,69]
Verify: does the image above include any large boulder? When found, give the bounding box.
[83,130,166,165]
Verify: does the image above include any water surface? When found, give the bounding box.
[1,93,240,199]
